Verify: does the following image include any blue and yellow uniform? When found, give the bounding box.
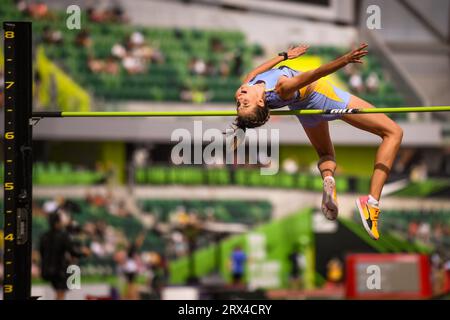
[247,66,351,127]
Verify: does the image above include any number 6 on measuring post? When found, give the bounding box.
[5,132,15,139]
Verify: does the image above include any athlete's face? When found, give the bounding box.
[236,84,265,116]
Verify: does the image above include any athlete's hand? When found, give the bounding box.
[345,43,368,64]
[287,44,309,59]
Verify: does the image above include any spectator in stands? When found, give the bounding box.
[39,212,88,300]
[445,258,450,293]
[94,161,115,185]
[90,240,107,258]
[229,245,247,287]
[288,244,305,289]
[231,49,244,77]
[26,1,52,19]
[119,233,145,300]
[128,31,145,49]
[252,43,265,57]
[349,72,364,93]
[31,250,41,279]
[131,45,149,60]
[131,44,155,62]
[408,220,419,242]
[16,0,28,14]
[180,86,211,103]
[393,148,416,176]
[173,28,184,40]
[83,221,96,237]
[444,224,450,237]
[431,250,447,294]
[105,229,121,256]
[87,55,120,76]
[88,220,109,258]
[147,252,168,299]
[87,55,105,74]
[87,7,108,23]
[110,3,129,23]
[189,57,207,76]
[95,220,107,240]
[282,158,299,174]
[42,196,68,215]
[75,30,92,48]
[170,231,188,258]
[433,223,444,243]
[132,148,149,168]
[122,54,146,74]
[180,89,192,102]
[149,46,165,64]
[104,56,120,75]
[42,26,63,45]
[86,190,108,208]
[366,72,380,93]
[210,37,225,53]
[87,4,129,24]
[110,32,165,75]
[326,257,343,287]
[219,59,231,77]
[410,162,428,182]
[343,62,357,77]
[106,197,129,217]
[417,221,431,243]
[112,43,127,59]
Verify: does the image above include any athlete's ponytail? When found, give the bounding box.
[225,103,271,150]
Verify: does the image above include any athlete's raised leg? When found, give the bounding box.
[341,95,403,239]
[342,95,403,199]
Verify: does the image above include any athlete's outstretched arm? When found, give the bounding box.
[241,44,309,83]
[276,43,368,99]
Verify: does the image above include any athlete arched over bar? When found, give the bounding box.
[233,43,403,240]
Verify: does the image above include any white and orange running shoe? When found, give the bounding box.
[322,176,339,220]
[356,195,381,240]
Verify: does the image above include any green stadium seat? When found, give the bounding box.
[278,173,295,188]
[206,168,230,185]
[312,175,324,191]
[335,177,349,193]
[145,167,165,185]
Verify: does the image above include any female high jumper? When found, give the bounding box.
[233,43,403,240]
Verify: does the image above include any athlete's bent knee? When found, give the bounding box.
[381,123,403,143]
[391,124,403,143]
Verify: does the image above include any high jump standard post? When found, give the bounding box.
[3,21,33,300]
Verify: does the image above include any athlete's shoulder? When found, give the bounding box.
[247,68,279,85]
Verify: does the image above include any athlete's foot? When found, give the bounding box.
[356,196,381,240]
[322,176,339,220]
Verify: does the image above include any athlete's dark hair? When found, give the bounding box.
[235,101,270,131]
[227,101,270,150]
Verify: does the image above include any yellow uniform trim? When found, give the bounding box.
[313,78,343,102]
